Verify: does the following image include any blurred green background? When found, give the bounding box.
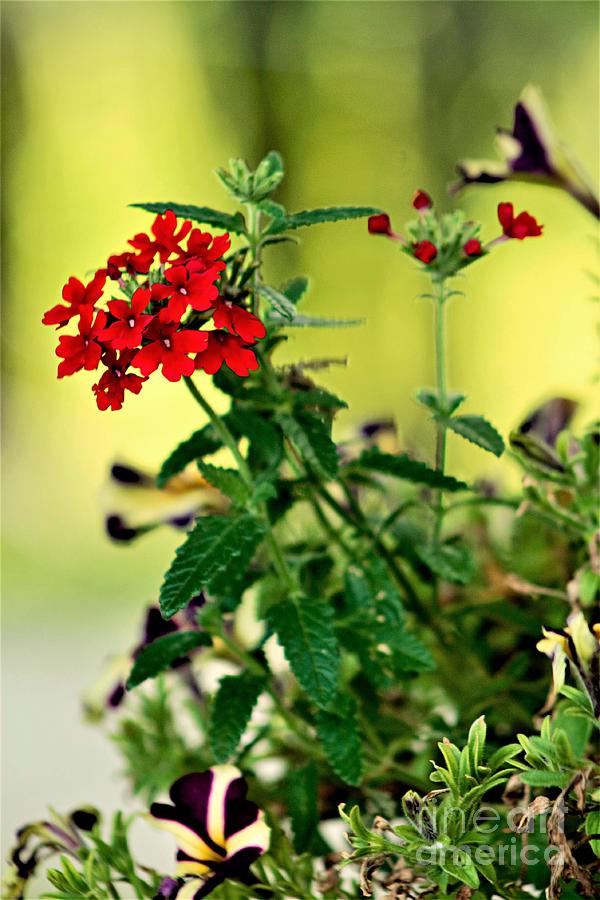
[1,0,598,859]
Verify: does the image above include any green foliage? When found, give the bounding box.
[267,597,340,709]
[415,540,476,584]
[267,205,382,234]
[277,411,339,479]
[286,762,322,854]
[316,694,364,786]
[127,631,212,688]
[351,448,469,491]
[197,461,250,506]
[160,514,265,618]
[157,423,223,486]
[444,414,505,457]
[130,201,246,234]
[209,671,265,762]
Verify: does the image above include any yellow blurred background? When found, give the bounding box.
[2,0,598,861]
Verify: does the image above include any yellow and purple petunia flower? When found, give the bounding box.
[150,766,271,899]
[452,85,599,219]
[537,610,600,716]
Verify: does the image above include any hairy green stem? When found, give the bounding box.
[433,279,448,546]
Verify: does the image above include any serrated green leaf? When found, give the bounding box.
[267,597,340,708]
[268,312,364,328]
[415,541,476,585]
[209,671,265,762]
[445,415,504,457]
[228,408,283,471]
[389,630,435,674]
[417,388,466,416]
[130,202,245,234]
[316,695,363,785]
[157,424,223,486]
[520,770,570,788]
[354,449,469,492]
[160,515,265,618]
[585,810,600,856]
[127,631,212,688]
[277,411,339,480]
[282,276,310,304]
[197,462,249,507]
[268,205,382,234]
[287,762,320,854]
[292,388,348,412]
[257,283,296,320]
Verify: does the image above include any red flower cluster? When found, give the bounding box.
[42,212,266,411]
[497,202,543,239]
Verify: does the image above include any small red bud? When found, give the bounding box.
[412,190,432,211]
[463,239,482,257]
[368,213,392,235]
[413,241,437,264]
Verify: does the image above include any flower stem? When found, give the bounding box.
[433,279,448,547]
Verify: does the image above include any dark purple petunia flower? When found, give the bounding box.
[150,766,270,899]
[452,85,599,219]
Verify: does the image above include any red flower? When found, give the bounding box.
[99,288,153,350]
[43,272,106,327]
[104,251,154,281]
[92,350,146,411]
[463,239,482,257]
[413,240,437,264]
[497,202,543,239]
[132,319,208,382]
[195,331,259,377]
[178,228,231,267]
[412,190,432,210]
[368,214,393,235]
[152,265,220,323]
[212,298,266,343]
[129,211,193,265]
[55,307,107,377]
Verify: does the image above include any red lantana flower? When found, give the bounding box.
[195,331,259,377]
[129,210,193,265]
[212,299,266,343]
[412,190,432,210]
[152,265,220,323]
[99,288,153,350]
[413,240,438,264]
[55,307,107,377]
[43,272,106,327]
[92,350,147,411]
[497,202,543,239]
[132,319,208,382]
[463,239,482,257]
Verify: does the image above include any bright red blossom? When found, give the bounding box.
[368,214,393,235]
[92,350,146,411]
[132,319,209,382]
[412,190,432,210]
[99,288,153,350]
[104,251,154,281]
[152,265,221,323]
[463,239,482,257]
[195,331,259,378]
[212,299,266,343]
[413,240,438,264]
[55,307,107,377]
[178,228,231,268]
[129,211,192,265]
[497,202,543,239]
[43,272,106,327]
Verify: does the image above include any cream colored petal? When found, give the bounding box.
[206,765,243,847]
[176,878,207,900]
[566,611,597,671]
[150,819,222,864]
[225,814,271,858]
[175,860,213,878]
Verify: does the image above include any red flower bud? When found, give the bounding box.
[498,202,543,239]
[413,240,437,264]
[463,239,482,257]
[368,213,392,235]
[412,190,432,211]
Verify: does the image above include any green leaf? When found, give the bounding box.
[268,205,382,234]
[316,695,363,785]
[292,388,348,412]
[520,770,570,788]
[354,449,469,492]
[287,762,321,854]
[130,202,245,234]
[253,151,285,199]
[157,424,223,486]
[417,388,466,416]
[277,411,339,480]
[445,415,504,457]
[487,743,523,772]
[127,631,212,688]
[585,810,600,857]
[440,853,480,889]
[269,312,364,328]
[415,541,476,585]
[257,283,296,320]
[389,630,435,674]
[267,597,340,709]
[509,431,567,477]
[209,671,265,762]
[197,462,249,507]
[228,408,283,471]
[282,276,310,304]
[160,515,265,618]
